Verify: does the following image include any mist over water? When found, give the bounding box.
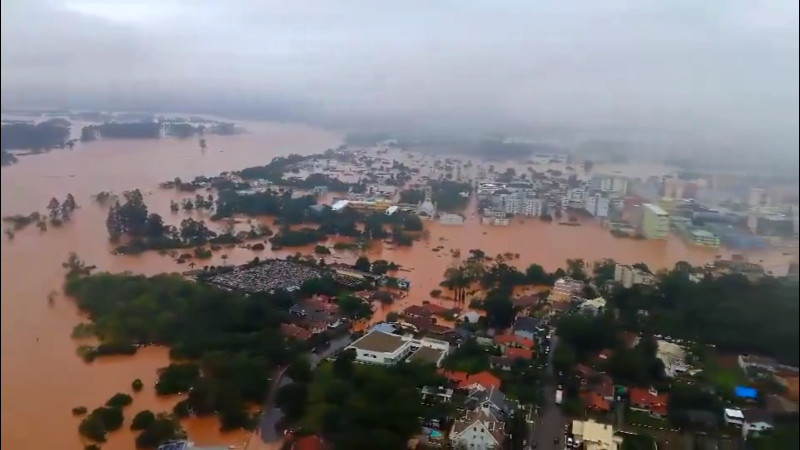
[2,0,798,165]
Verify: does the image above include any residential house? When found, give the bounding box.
[504,347,533,361]
[582,391,611,413]
[421,385,454,403]
[494,334,534,351]
[449,409,505,450]
[441,370,502,391]
[551,277,585,301]
[401,315,451,335]
[724,408,745,427]
[465,386,514,420]
[629,387,669,418]
[280,323,312,342]
[571,419,622,450]
[579,297,607,316]
[738,354,779,372]
[489,355,515,371]
[402,305,432,319]
[586,374,615,403]
[289,297,342,329]
[512,316,541,342]
[511,294,540,310]
[742,410,774,440]
[614,264,656,288]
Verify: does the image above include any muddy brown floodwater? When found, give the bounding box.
[1,122,792,450]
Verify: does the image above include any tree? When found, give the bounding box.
[92,406,124,431]
[287,358,312,384]
[566,258,588,281]
[333,349,357,379]
[354,256,371,273]
[483,290,515,330]
[47,197,61,220]
[592,259,617,283]
[106,392,133,408]
[130,410,156,430]
[131,378,144,392]
[134,414,184,448]
[275,382,309,421]
[525,263,549,284]
[386,312,399,322]
[371,259,393,275]
[143,213,165,238]
[337,296,372,320]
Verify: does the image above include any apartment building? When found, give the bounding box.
[641,203,670,239]
[614,264,656,288]
[585,193,610,218]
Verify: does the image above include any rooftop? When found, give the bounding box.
[691,229,717,238]
[407,346,445,365]
[643,203,669,216]
[349,330,407,353]
[572,419,616,446]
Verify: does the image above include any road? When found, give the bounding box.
[250,334,353,447]
[530,335,568,449]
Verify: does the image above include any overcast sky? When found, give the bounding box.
[1,0,798,157]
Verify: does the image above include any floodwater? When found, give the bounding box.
[1,122,793,450]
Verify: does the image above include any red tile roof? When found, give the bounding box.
[505,347,533,360]
[581,391,611,412]
[494,334,535,349]
[402,305,431,318]
[512,295,540,308]
[629,387,669,416]
[422,302,450,315]
[588,374,614,398]
[440,370,502,390]
[280,323,312,341]
[292,434,326,450]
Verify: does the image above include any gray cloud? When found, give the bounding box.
[2,0,798,160]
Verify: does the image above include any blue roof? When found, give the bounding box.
[735,386,758,399]
[371,322,398,334]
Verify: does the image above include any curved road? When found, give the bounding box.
[247,335,353,449]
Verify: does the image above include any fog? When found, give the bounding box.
[2,0,798,160]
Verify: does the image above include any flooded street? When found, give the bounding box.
[1,122,791,449]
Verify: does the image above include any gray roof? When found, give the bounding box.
[349,330,406,353]
[514,316,540,333]
[407,346,444,365]
[742,409,773,424]
[465,386,512,419]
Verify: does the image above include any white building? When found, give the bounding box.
[482,216,510,226]
[742,410,774,440]
[724,408,745,427]
[579,297,607,316]
[614,264,656,288]
[585,193,610,218]
[594,176,628,197]
[440,213,465,225]
[551,277,585,301]
[571,420,622,450]
[565,187,587,208]
[449,409,505,450]
[346,330,450,366]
